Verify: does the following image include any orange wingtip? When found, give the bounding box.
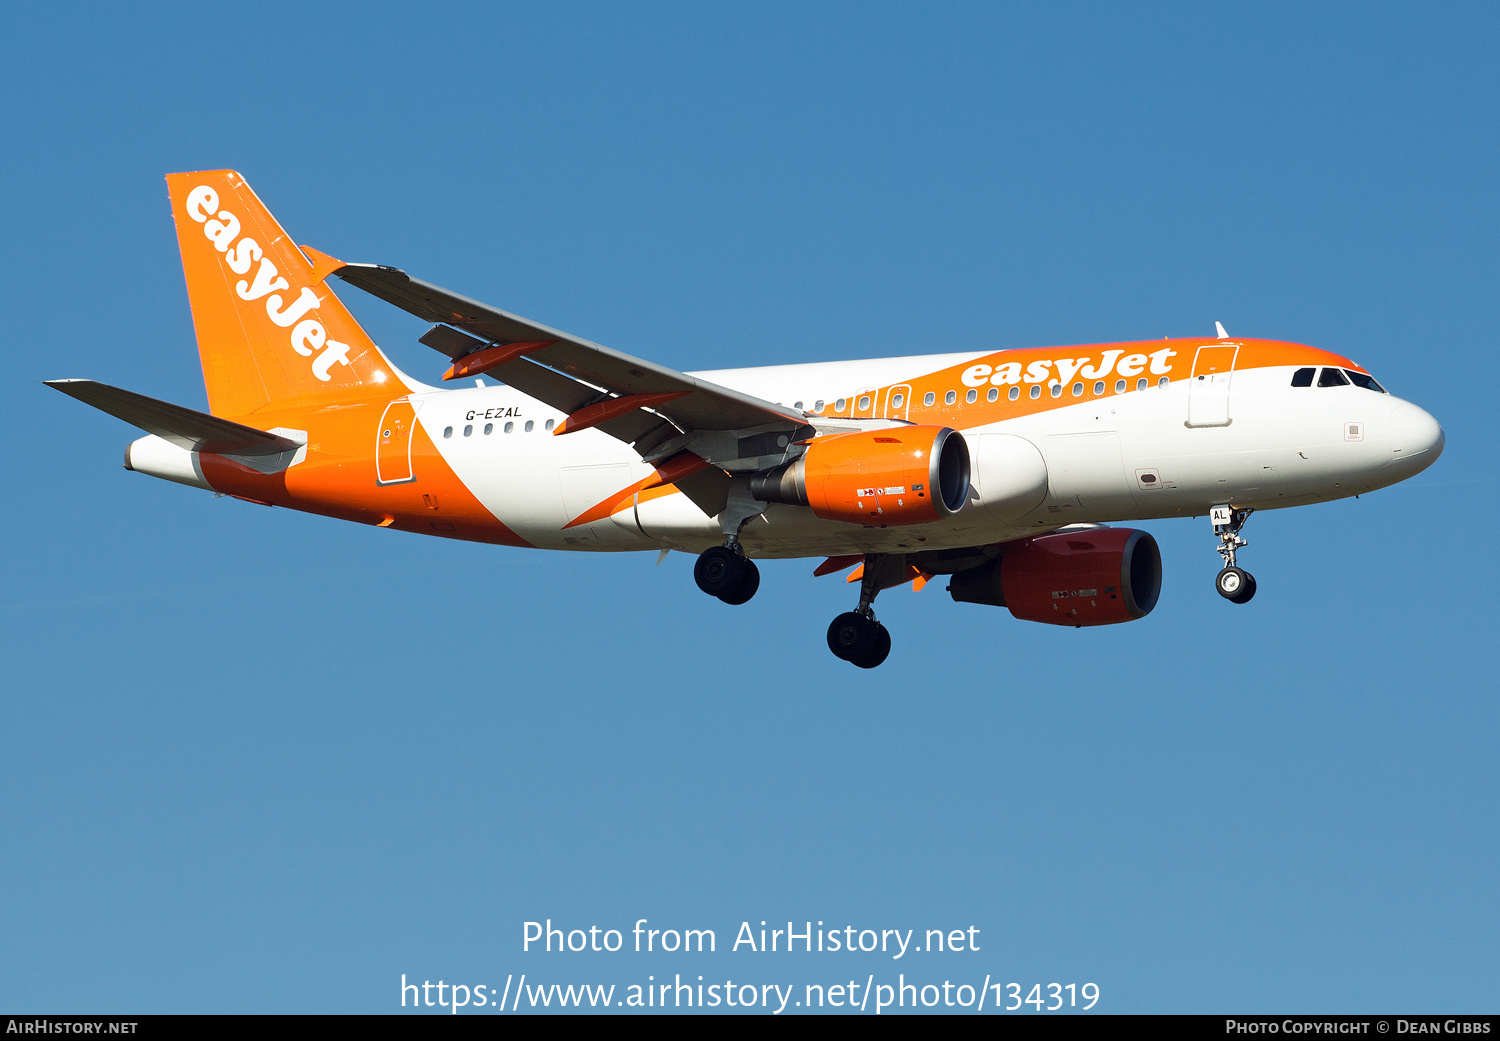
[298,244,346,284]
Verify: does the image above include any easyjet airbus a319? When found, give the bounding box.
[50,171,1445,667]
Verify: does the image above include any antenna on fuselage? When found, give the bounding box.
[1215,321,1230,339]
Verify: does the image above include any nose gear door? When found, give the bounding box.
[1187,344,1238,428]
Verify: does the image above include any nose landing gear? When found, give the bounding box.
[1210,504,1257,604]
[826,554,893,668]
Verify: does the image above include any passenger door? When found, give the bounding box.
[376,398,418,485]
[1186,344,1237,428]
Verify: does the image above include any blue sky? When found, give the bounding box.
[1,1,1495,1013]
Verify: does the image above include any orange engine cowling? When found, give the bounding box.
[750,426,970,526]
[948,527,1162,626]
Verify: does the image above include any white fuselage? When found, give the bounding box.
[409,352,1442,558]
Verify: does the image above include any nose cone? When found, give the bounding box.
[1389,403,1444,475]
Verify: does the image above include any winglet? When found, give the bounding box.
[1215,321,1230,339]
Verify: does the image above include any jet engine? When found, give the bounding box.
[750,426,970,526]
[948,526,1161,626]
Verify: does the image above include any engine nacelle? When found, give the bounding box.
[750,426,969,526]
[948,526,1161,626]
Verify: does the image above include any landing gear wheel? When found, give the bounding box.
[851,624,891,669]
[827,612,879,662]
[1216,566,1256,604]
[1233,572,1256,604]
[716,557,760,605]
[694,546,744,598]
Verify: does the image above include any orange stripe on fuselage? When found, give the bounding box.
[818,337,1358,430]
[559,337,1360,535]
[196,398,532,547]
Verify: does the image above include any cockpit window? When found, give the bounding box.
[1344,369,1386,393]
[1290,367,1314,387]
[1317,367,1350,388]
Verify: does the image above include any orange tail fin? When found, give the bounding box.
[166,170,401,420]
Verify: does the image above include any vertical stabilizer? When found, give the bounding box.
[166,170,400,419]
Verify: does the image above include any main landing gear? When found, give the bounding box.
[693,545,760,605]
[693,479,764,605]
[1210,504,1257,604]
[826,554,893,669]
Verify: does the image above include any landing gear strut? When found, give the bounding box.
[827,554,893,668]
[1210,504,1256,604]
[693,479,765,605]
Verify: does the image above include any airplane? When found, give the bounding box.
[48,170,1445,668]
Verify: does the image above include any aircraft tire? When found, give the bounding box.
[827,612,878,662]
[694,546,744,597]
[1230,571,1257,604]
[717,558,760,605]
[1216,566,1251,602]
[852,624,891,669]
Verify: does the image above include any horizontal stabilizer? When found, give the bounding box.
[45,379,303,456]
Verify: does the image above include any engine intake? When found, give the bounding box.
[750,426,969,526]
[948,526,1161,626]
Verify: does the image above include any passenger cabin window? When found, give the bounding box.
[1009,386,1020,401]
[944,390,957,405]
[1345,370,1387,393]
[1291,367,1315,387]
[1318,367,1350,388]
[923,392,935,406]
[965,389,977,403]
[987,387,999,402]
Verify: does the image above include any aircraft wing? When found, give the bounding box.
[45,379,302,456]
[332,263,815,467]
